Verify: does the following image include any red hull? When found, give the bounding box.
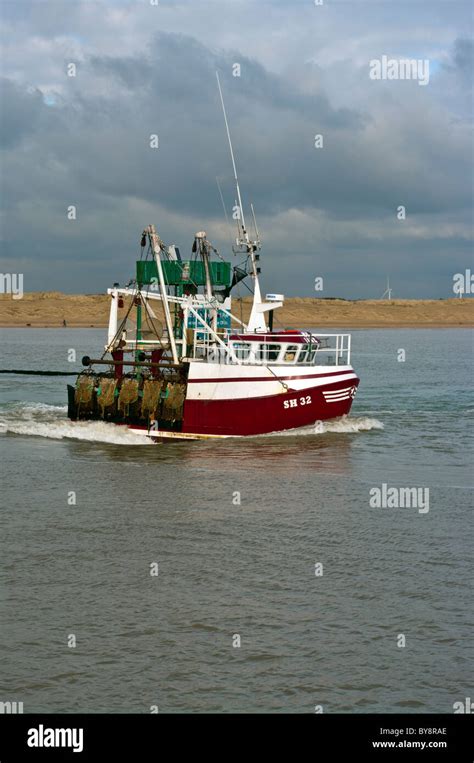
[182,378,360,436]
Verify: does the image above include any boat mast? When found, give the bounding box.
[146,224,179,364]
[215,72,263,304]
[195,231,218,333]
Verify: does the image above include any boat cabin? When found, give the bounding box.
[227,332,320,365]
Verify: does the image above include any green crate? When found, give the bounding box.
[136,260,232,287]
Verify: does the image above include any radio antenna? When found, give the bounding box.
[215,69,265,332]
[250,203,260,246]
[215,176,234,245]
[216,71,249,247]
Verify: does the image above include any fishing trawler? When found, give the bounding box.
[68,77,359,440]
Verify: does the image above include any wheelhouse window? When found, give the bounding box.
[298,345,308,363]
[295,342,318,364]
[305,344,318,364]
[266,344,281,361]
[232,342,251,360]
[283,344,298,363]
[256,343,282,362]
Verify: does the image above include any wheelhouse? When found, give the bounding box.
[228,333,320,365]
